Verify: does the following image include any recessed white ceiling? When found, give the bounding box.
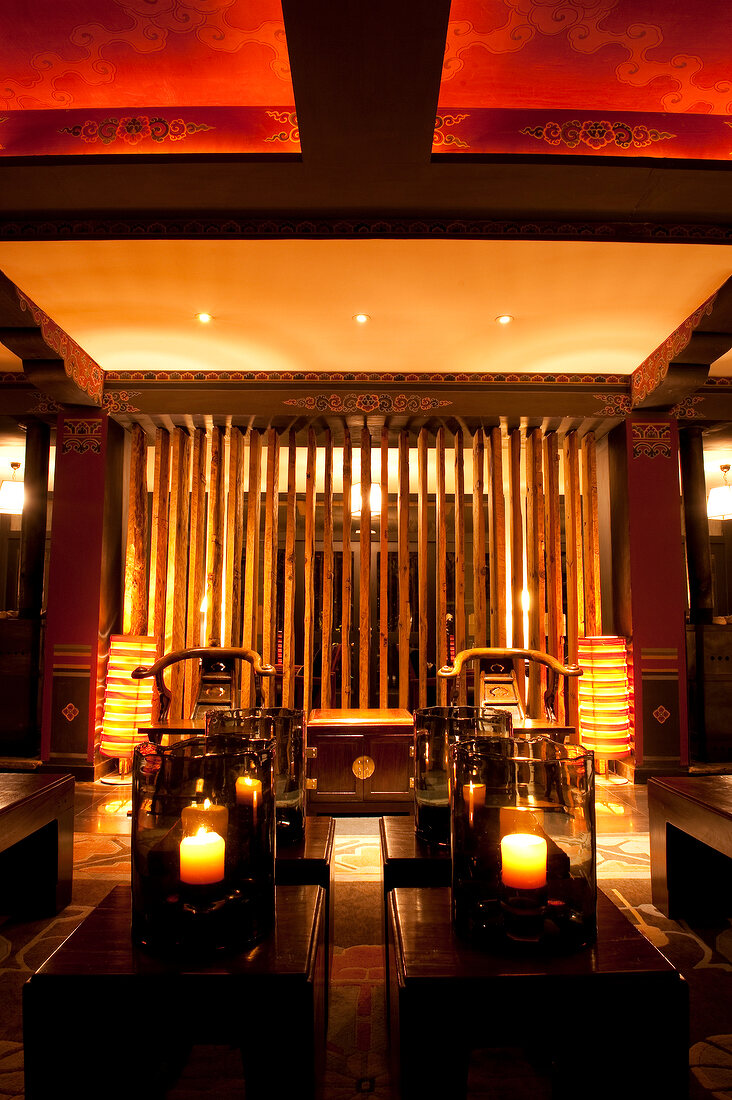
[0,237,730,377]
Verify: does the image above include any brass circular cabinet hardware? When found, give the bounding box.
[352,755,376,780]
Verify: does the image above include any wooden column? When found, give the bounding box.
[321,430,334,708]
[488,427,507,647]
[205,426,226,648]
[262,428,280,707]
[563,430,583,733]
[122,424,149,637]
[508,428,525,703]
[454,430,467,704]
[282,430,297,710]
[472,429,487,660]
[581,431,602,636]
[679,425,714,625]
[359,427,372,708]
[342,429,353,708]
[379,427,389,707]
[526,429,546,718]
[303,428,317,716]
[183,427,207,719]
[417,428,429,709]
[147,428,170,657]
[225,427,245,648]
[164,428,191,720]
[435,427,447,706]
[543,431,564,723]
[18,418,50,619]
[242,430,262,707]
[397,430,411,709]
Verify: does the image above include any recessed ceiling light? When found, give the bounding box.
[495,314,514,325]
[196,312,213,324]
[353,313,370,324]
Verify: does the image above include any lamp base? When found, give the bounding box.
[100,771,133,786]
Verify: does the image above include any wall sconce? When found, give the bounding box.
[707,464,732,519]
[350,483,382,516]
[577,636,632,760]
[0,462,24,515]
[100,635,158,785]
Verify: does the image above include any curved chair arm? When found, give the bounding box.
[132,646,276,722]
[438,647,582,723]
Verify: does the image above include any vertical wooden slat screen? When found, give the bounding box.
[563,429,584,733]
[321,430,334,708]
[543,431,565,723]
[147,427,170,661]
[581,431,602,636]
[397,430,410,709]
[417,428,429,709]
[205,426,226,648]
[379,427,389,707]
[242,430,263,707]
[342,430,353,708]
[225,428,245,650]
[183,427,207,719]
[508,428,525,703]
[488,426,507,647]
[282,430,297,709]
[122,423,149,636]
[359,427,372,708]
[164,427,191,720]
[302,428,317,717]
[471,429,487,667]
[526,429,546,718]
[435,427,447,705]
[453,430,467,705]
[262,429,280,707]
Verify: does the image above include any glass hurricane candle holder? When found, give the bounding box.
[131,726,276,954]
[413,706,513,847]
[450,735,596,951]
[206,708,305,844]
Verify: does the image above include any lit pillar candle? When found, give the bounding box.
[462,781,486,824]
[500,832,547,890]
[181,798,229,837]
[236,776,262,823]
[179,827,226,885]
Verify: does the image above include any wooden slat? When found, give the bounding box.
[581,431,602,636]
[205,425,226,648]
[471,429,487,656]
[147,428,170,658]
[225,428,245,650]
[435,426,447,706]
[341,429,353,708]
[359,427,372,708]
[453,429,467,705]
[508,428,525,704]
[122,423,149,636]
[302,427,317,716]
[321,430,334,708]
[282,430,297,709]
[488,426,507,647]
[543,431,565,723]
[164,427,191,720]
[525,428,546,718]
[397,430,411,709]
[262,428,280,707]
[183,427,207,719]
[379,426,389,707]
[563,429,583,734]
[417,428,429,709]
[241,430,263,707]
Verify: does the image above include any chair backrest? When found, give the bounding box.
[438,647,582,724]
[131,646,276,722]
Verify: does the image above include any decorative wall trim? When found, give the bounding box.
[61,418,102,454]
[59,115,213,148]
[670,394,704,418]
[104,369,628,386]
[283,393,452,413]
[16,289,104,402]
[592,393,632,416]
[631,421,672,459]
[631,292,717,406]
[102,390,140,413]
[521,119,675,152]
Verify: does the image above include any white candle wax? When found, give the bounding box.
[181,798,229,836]
[179,827,226,885]
[500,832,547,890]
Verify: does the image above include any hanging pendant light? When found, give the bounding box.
[0,462,24,515]
[707,464,732,520]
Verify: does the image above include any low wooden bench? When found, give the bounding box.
[0,772,74,916]
[649,774,732,918]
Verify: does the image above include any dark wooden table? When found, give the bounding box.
[0,772,74,916]
[388,886,689,1100]
[649,774,732,918]
[24,882,326,1100]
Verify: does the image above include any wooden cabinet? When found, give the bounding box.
[306,708,413,814]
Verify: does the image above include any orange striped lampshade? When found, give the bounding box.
[100,635,157,761]
[577,636,632,758]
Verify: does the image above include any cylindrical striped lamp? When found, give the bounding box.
[100,635,157,783]
[577,636,632,759]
